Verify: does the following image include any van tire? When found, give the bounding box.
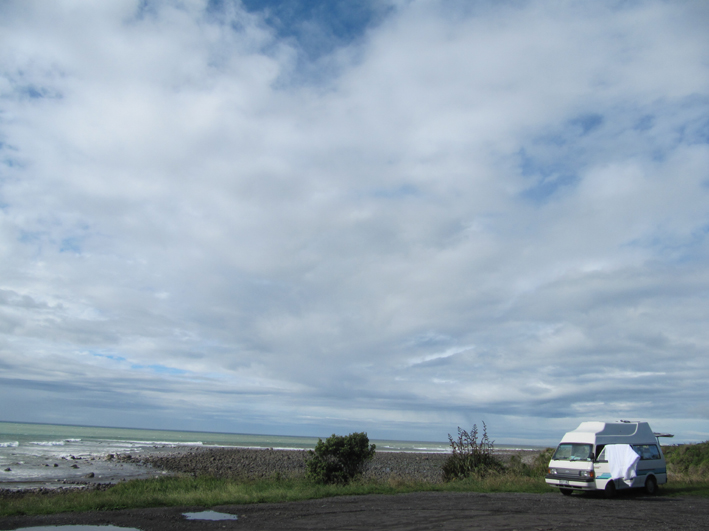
[644,476,658,495]
[604,480,616,498]
[560,488,573,496]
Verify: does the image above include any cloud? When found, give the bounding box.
[1,0,708,443]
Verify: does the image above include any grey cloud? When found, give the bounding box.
[1,0,708,444]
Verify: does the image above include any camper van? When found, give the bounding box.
[545,421,673,496]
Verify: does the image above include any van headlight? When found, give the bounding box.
[579,470,594,479]
[548,468,558,475]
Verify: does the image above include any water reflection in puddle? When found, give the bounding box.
[12,527,140,530]
[183,510,239,521]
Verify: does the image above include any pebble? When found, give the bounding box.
[121,448,451,483]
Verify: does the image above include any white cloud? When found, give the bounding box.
[1,0,708,443]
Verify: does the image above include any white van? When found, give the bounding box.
[545,421,673,496]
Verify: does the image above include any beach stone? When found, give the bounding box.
[113,447,543,486]
[128,447,450,483]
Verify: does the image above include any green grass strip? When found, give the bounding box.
[1,475,553,517]
[2,474,708,517]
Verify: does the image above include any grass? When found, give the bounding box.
[3,472,708,517]
[0,473,557,517]
[662,481,709,497]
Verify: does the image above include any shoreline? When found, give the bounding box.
[1,446,544,495]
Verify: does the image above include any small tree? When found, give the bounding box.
[306,432,376,484]
[442,422,503,481]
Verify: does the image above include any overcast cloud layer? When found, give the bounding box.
[1,0,708,444]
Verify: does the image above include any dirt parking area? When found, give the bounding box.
[2,490,709,530]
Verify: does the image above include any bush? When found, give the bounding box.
[443,422,504,481]
[505,447,554,477]
[664,441,709,479]
[306,432,376,484]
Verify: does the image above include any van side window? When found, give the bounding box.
[595,444,606,461]
[631,444,661,460]
[596,446,607,462]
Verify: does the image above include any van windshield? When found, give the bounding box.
[552,443,593,462]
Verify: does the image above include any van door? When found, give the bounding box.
[594,446,613,490]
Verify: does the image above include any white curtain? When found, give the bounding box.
[606,444,640,486]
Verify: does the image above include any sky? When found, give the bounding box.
[1,0,708,446]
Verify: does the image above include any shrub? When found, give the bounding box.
[664,441,709,479]
[306,432,376,484]
[505,447,554,477]
[442,422,504,481]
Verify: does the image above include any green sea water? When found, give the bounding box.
[0,421,453,453]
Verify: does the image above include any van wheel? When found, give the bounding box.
[560,488,572,496]
[644,476,658,495]
[604,480,616,498]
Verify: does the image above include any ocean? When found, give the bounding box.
[0,421,536,490]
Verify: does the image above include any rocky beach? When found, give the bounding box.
[116,446,545,484]
[119,447,450,483]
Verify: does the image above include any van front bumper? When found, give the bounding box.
[545,474,595,490]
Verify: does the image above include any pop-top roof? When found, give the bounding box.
[560,421,660,444]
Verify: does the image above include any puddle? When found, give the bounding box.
[183,510,239,521]
[12,527,140,530]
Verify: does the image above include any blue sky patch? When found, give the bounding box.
[569,113,604,135]
[59,237,82,254]
[517,148,580,203]
[131,363,189,376]
[634,114,655,131]
[237,0,387,59]
[17,85,61,100]
[521,173,579,203]
[90,351,127,363]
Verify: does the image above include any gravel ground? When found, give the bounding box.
[2,490,708,530]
